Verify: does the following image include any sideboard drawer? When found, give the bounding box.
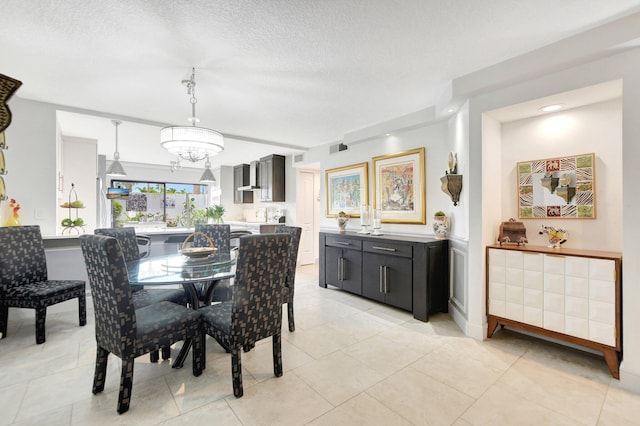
[363,241,412,258]
[326,236,362,250]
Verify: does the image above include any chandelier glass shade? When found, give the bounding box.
[161,67,224,162]
[160,126,224,162]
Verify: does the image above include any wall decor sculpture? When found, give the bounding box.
[0,73,23,205]
[517,153,596,219]
[372,147,426,224]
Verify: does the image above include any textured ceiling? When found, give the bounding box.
[1,0,639,167]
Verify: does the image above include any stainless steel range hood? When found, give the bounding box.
[237,161,260,190]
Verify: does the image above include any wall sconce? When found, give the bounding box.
[441,152,463,206]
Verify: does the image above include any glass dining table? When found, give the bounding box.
[126,249,237,368]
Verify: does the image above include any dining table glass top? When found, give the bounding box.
[126,250,237,285]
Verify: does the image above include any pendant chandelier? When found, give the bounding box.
[106,120,127,176]
[160,68,224,162]
[199,155,216,183]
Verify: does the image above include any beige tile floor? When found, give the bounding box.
[2,263,640,425]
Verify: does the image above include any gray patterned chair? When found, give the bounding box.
[0,225,86,344]
[95,227,187,361]
[275,225,302,332]
[199,233,289,397]
[94,228,187,307]
[79,234,203,414]
[194,224,232,302]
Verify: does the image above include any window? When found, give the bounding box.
[110,180,209,228]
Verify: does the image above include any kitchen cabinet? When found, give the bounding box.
[259,154,285,202]
[319,231,448,321]
[486,244,622,378]
[233,164,253,204]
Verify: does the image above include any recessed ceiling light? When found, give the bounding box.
[385,133,391,137]
[447,108,455,113]
[539,104,565,113]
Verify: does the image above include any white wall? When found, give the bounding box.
[500,99,622,251]
[317,121,451,236]
[4,98,58,234]
[60,136,97,234]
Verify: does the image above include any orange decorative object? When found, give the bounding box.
[3,198,21,226]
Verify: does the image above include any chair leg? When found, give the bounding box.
[287,301,295,332]
[161,347,171,360]
[35,306,47,344]
[273,330,283,377]
[192,332,203,377]
[93,346,109,394]
[0,306,8,339]
[150,350,159,363]
[117,357,135,414]
[78,292,87,326]
[231,348,243,397]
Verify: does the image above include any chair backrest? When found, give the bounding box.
[80,234,136,358]
[94,227,141,263]
[231,233,289,342]
[275,226,302,292]
[0,225,48,292]
[194,224,231,253]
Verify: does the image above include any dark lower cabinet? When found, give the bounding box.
[320,231,448,321]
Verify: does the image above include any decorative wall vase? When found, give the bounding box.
[539,224,569,248]
[0,73,22,133]
[433,214,448,239]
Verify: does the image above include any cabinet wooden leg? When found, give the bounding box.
[487,316,499,338]
[602,348,621,379]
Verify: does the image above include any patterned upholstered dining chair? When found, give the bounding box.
[94,227,187,307]
[194,224,232,302]
[79,234,203,414]
[275,225,302,332]
[0,225,86,344]
[199,233,289,397]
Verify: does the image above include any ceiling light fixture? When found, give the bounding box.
[199,155,216,183]
[106,120,127,176]
[539,104,565,113]
[160,67,224,162]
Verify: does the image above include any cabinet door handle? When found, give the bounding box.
[379,265,384,293]
[372,246,396,252]
[337,257,342,281]
[384,265,389,293]
[336,241,351,246]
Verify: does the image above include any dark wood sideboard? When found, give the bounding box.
[319,231,449,322]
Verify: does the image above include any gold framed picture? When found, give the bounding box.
[325,162,368,217]
[372,147,426,224]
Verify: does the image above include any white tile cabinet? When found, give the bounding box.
[486,245,622,378]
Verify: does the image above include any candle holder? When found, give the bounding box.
[358,204,371,234]
[371,208,383,236]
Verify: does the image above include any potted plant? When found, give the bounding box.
[336,211,350,233]
[433,211,448,239]
[207,204,226,224]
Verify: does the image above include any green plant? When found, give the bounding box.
[338,211,348,217]
[207,204,225,223]
[112,200,124,227]
[434,210,446,217]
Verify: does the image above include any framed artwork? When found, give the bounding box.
[517,153,596,219]
[325,162,368,217]
[372,147,426,224]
